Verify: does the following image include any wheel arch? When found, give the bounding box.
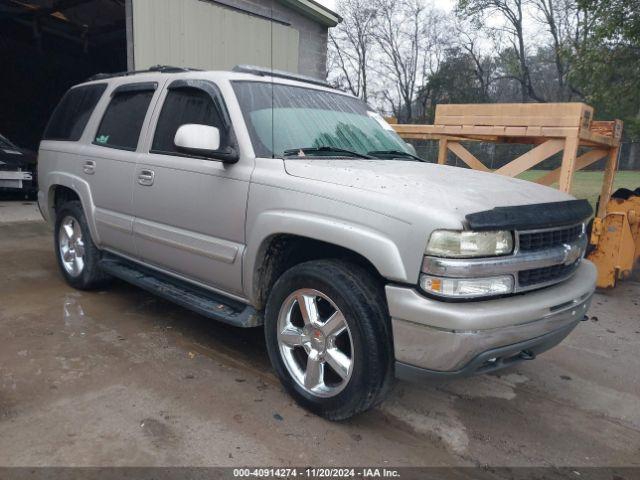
[244,211,408,310]
[46,173,100,245]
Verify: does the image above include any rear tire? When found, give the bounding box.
[54,200,110,290]
[264,260,394,420]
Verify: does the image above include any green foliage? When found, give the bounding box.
[572,46,640,138]
[518,170,640,207]
[572,0,640,139]
[578,0,640,43]
[428,53,485,102]
[419,49,490,122]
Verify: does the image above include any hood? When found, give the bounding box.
[284,159,573,217]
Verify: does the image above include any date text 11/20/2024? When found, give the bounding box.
[233,468,401,478]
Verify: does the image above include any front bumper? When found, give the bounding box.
[0,169,33,190]
[388,260,597,380]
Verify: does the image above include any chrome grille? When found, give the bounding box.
[518,224,584,252]
[514,223,586,289]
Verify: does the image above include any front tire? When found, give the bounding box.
[264,260,394,420]
[54,200,109,290]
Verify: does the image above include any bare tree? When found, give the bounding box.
[458,0,544,102]
[531,0,567,99]
[530,0,594,100]
[454,19,497,100]
[372,0,448,122]
[328,0,377,102]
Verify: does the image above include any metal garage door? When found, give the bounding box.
[131,0,300,72]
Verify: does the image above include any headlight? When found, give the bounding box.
[426,230,513,258]
[420,274,514,298]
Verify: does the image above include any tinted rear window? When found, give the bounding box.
[43,84,107,141]
[94,88,155,151]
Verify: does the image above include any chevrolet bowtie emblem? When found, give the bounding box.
[562,243,582,266]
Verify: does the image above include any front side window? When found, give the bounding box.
[232,81,411,158]
[94,87,155,150]
[43,83,107,141]
[152,87,223,155]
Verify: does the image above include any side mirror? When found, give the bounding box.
[174,124,221,156]
[405,142,418,156]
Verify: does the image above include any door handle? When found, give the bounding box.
[83,161,96,175]
[137,169,155,186]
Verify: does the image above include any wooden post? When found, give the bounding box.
[494,139,565,177]
[558,134,580,193]
[437,139,448,165]
[448,142,490,172]
[597,146,620,218]
[536,149,608,186]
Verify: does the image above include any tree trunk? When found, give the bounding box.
[627,109,640,170]
[628,142,638,171]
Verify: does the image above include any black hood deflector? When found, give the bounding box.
[466,200,593,231]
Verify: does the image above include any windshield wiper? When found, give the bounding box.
[283,146,375,159]
[367,150,424,162]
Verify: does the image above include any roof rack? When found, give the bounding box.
[232,65,330,88]
[87,65,201,82]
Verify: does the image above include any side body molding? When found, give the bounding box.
[243,209,408,304]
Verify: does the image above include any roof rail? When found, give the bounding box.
[86,65,201,82]
[232,65,330,88]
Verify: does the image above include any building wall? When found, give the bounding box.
[221,0,329,78]
[131,0,328,79]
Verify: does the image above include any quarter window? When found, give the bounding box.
[43,83,107,141]
[94,87,155,151]
[152,87,223,155]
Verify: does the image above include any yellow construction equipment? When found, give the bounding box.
[391,103,638,288]
[589,190,640,287]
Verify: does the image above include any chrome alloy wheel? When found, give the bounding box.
[58,216,86,277]
[277,288,354,398]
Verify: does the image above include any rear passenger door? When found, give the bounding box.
[132,79,252,297]
[82,81,162,256]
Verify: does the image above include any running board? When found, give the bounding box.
[99,257,262,328]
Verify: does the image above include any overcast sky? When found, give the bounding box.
[316,0,337,11]
[314,0,538,42]
[316,0,458,15]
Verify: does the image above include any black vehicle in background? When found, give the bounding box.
[0,133,37,198]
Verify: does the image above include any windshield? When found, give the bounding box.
[232,81,412,159]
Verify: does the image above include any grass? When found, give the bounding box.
[517,170,640,209]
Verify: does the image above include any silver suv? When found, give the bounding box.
[38,65,597,419]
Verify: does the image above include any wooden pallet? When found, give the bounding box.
[392,103,623,219]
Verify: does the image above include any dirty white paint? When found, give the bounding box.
[132,0,300,72]
[284,159,573,215]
